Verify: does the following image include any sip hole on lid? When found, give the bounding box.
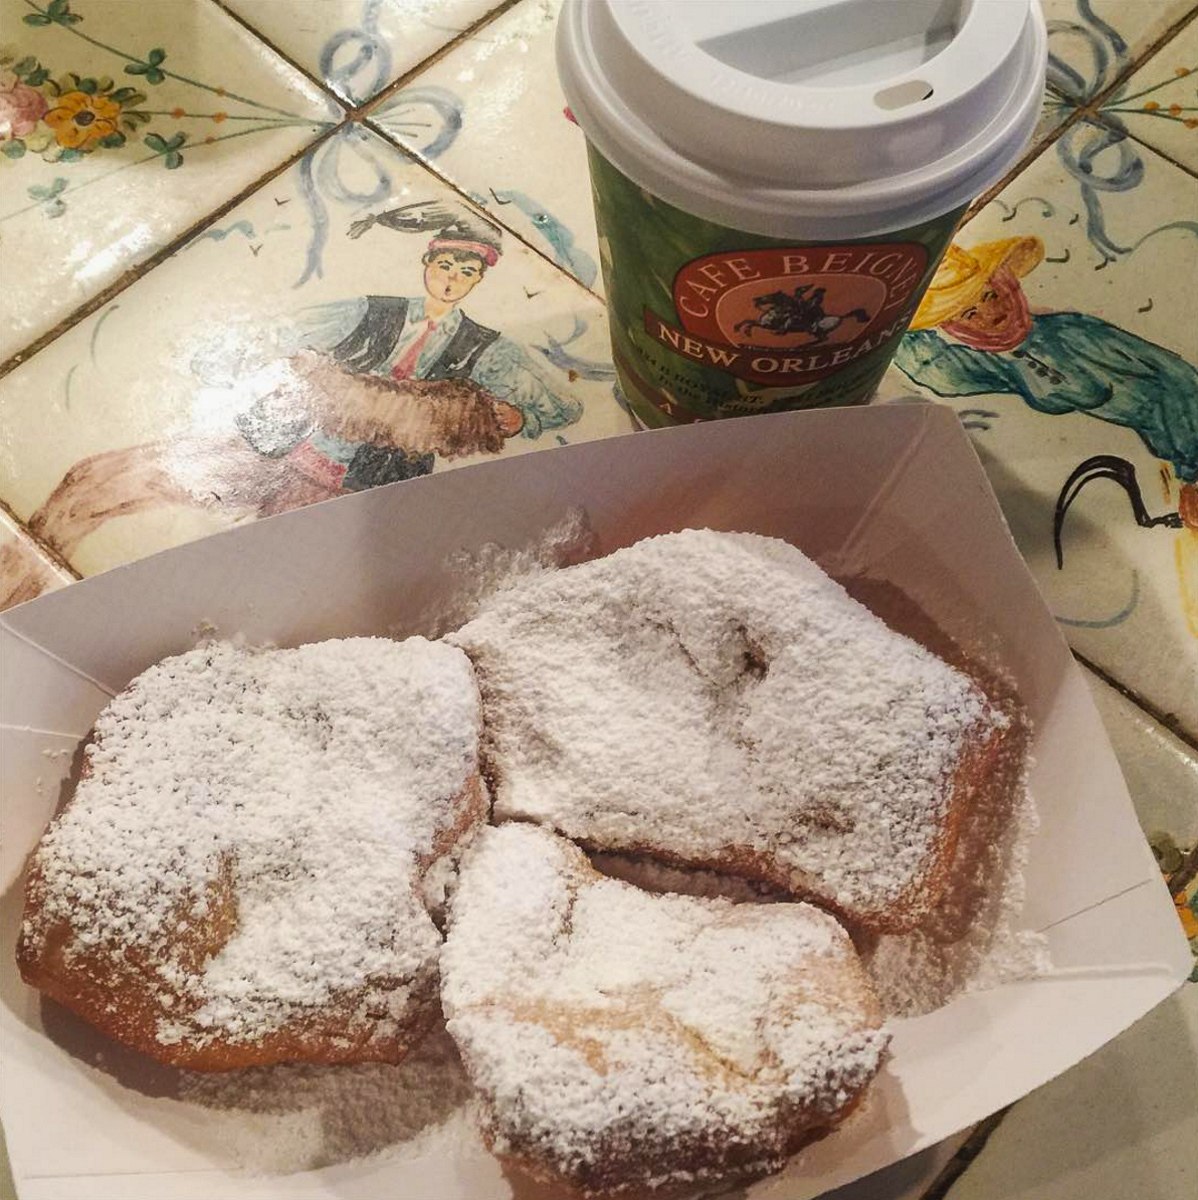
[875,80,936,111]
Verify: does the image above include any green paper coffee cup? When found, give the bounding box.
[558,0,1047,426]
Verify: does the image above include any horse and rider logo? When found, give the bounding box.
[733,286,870,344]
[644,242,928,387]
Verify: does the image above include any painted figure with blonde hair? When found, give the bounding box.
[894,236,1198,633]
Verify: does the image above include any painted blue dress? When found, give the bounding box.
[895,312,1198,483]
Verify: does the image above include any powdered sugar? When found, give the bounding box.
[449,529,1002,929]
[865,777,1049,1017]
[420,508,597,638]
[442,823,889,1192]
[23,636,482,1054]
[17,523,1047,1192]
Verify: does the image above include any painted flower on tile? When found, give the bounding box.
[0,73,48,139]
[44,88,121,149]
[0,51,155,161]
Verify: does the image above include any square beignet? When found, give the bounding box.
[18,637,485,1071]
[449,529,1008,932]
[442,823,889,1196]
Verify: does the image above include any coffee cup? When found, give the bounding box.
[558,0,1047,425]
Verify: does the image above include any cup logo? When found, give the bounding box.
[645,243,929,386]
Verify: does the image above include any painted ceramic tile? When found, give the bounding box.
[1095,18,1198,174]
[893,122,1198,738]
[944,986,1198,1200]
[0,0,338,365]
[1086,668,1198,975]
[371,0,600,294]
[220,0,509,106]
[374,0,1074,299]
[1087,670,1198,844]
[0,124,632,578]
[0,507,71,610]
[1035,85,1078,145]
[1043,0,1195,103]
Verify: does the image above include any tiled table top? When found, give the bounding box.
[1,2,1195,1198]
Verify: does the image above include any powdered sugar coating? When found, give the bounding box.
[450,529,1001,928]
[442,823,889,1193]
[21,637,482,1056]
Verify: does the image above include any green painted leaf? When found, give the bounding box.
[124,62,148,76]
[26,67,50,86]
[2,140,28,159]
[23,13,52,25]
[27,185,50,200]
[110,87,141,104]
[59,147,84,162]
[47,0,70,16]
[76,77,97,95]
[164,150,183,169]
[143,132,167,152]
[46,176,68,197]
[147,48,166,65]
[145,67,165,85]
[99,131,126,148]
[13,57,37,75]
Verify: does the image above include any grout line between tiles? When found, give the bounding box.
[958,103,1084,228]
[208,0,346,110]
[357,0,524,120]
[363,116,606,306]
[1075,651,1198,754]
[1090,110,1198,183]
[1077,4,1197,117]
[916,1110,1012,1200]
[960,4,1198,228]
[0,123,342,382]
[0,498,82,582]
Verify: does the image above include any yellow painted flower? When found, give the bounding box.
[44,90,121,150]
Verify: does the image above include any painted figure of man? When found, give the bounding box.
[237,202,582,495]
[893,236,1198,631]
[22,202,588,563]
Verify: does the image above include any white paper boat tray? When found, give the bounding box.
[1,404,1189,1200]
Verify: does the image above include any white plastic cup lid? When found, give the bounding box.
[558,0,1048,239]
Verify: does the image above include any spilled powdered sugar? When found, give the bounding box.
[24,637,480,1050]
[450,529,1001,927]
[442,824,890,1190]
[864,769,1049,1018]
[420,507,597,638]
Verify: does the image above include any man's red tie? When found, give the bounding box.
[391,318,437,381]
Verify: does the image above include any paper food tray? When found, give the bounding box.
[1,404,1189,1200]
